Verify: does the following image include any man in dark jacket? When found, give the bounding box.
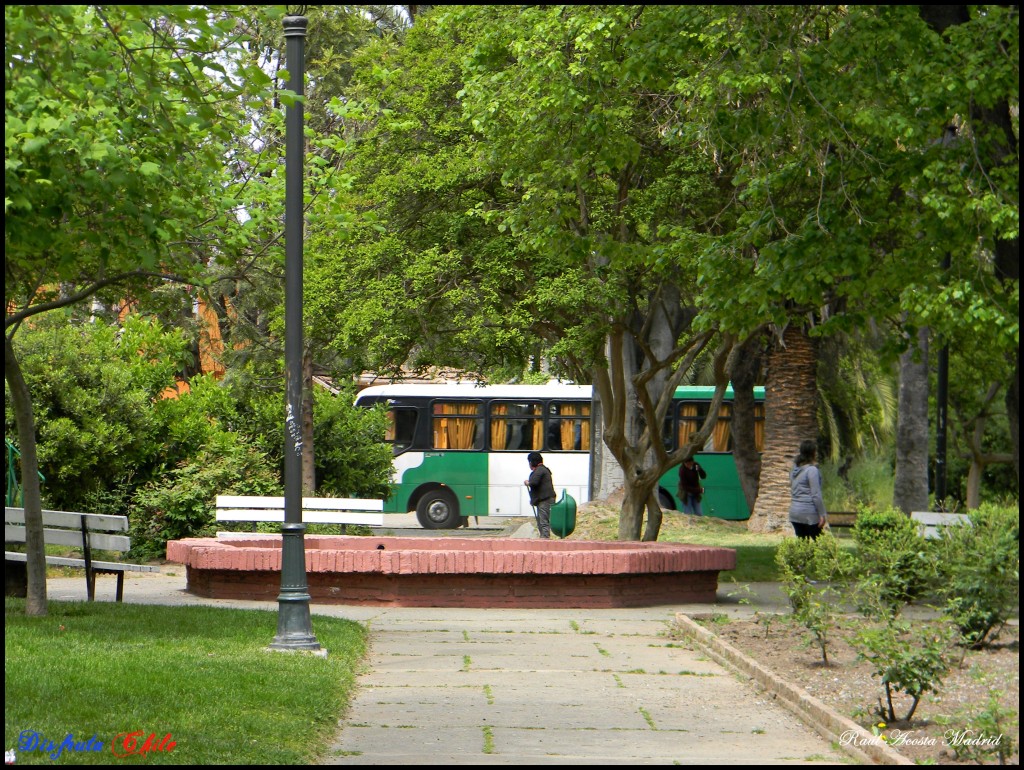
[525,451,555,539]
[677,457,707,516]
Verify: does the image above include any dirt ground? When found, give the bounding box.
[695,613,1019,765]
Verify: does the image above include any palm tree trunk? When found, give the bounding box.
[747,325,818,533]
[893,328,930,513]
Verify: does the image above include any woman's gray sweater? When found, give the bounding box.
[789,463,826,524]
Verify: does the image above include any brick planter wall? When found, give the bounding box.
[167,535,735,609]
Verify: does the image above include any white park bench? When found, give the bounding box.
[910,511,972,540]
[215,495,384,534]
[5,506,159,601]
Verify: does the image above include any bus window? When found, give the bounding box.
[677,402,700,449]
[546,401,591,451]
[676,401,731,451]
[677,401,764,452]
[385,406,418,454]
[432,400,483,450]
[711,404,731,451]
[662,413,673,450]
[490,401,543,451]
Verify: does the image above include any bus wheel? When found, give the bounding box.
[416,489,460,529]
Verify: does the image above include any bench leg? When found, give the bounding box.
[116,572,125,602]
[86,571,96,602]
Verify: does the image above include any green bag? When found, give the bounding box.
[549,490,577,538]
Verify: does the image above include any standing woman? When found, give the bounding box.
[789,439,827,538]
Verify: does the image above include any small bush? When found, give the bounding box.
[844,454,895,510]
[776,535,855,665]
[950,689,1018,766]
[852,618,955,724]
[933,504,1019,649]
[853,507,935,614]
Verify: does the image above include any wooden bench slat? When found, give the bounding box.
[301,498,383,512]
[910,511,971,525]
[215,495,385,526]
[5,507,130,531]
[215,495,287,508]
[4,551,158,572]
[215,509,285,522]
[215,495,383,512]
[215,510,385,525]
[5,526,131,552]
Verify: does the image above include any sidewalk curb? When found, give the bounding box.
[674,613,914,766]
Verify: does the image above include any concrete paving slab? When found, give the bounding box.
[474,725,842,765]
[349,698,652,733]
[331,724,491,764]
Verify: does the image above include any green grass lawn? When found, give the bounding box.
[5,599,367,765]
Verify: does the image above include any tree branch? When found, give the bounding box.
[5,269,201,334]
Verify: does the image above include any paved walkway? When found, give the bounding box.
[43,563,854,765]
[318,605,847,765]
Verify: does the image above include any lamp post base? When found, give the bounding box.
[269,602,323,652]
[270,521,323,652]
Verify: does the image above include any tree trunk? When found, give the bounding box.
[893,327,930,513]
[591,331,639,502]
[618,482,646,541]
[5,336,48,615]
[641,493,662,542]
[617,467,664,542]
[962,383,1014,509]
[590,384,626,502]
[730,332,765,513]
[747,325,818,533]
[601,330,732,541]
[965,459,982,510]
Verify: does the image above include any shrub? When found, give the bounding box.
[128,434,280,560]
[852,507,935,615]
[311,387,393,498]
[950,689,1018,766]
[933,504,1019,649]
[819,453,895,512]
[216,376,394,499]
[776,535,855,665]
[852,618,955,724]
[6,313,188,511]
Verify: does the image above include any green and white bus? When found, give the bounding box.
[355,382,764,529]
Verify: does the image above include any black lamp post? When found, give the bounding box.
[269,8,321,653]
